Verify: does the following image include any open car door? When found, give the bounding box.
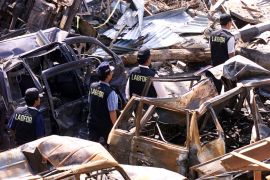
[41,58,99,136]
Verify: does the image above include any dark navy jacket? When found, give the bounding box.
[210,29,234,66]
[129,66,157,97]
[89,82,114,137]
[8,106,45,145]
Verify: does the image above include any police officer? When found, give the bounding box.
[88,62,118,143]
[8,88,45,145]
[125,49,158,100]
[210,14,235,66]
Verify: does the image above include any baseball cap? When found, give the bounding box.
[25,87,42,102]
[219,14,232,25]
[137,49,151,65]
[96,61,114,76]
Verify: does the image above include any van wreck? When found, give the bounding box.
[108,55,270,176]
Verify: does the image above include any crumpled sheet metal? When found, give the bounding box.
[0,136,120,179]
[189,112,225,166]
[103,9,208,50]
[191,137,270,178]
[240,29,270,71]
[35,136,116,168]
[139,23,184,49]
[207,55,270,81]
[222,55,270,81]
[0,148,33,179]
[0,28,68,59]
[119,9,192,40]
[148,78,218,111]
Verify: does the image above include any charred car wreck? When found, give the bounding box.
[108,55,270,177]
[0,135,187,179]
[0,32,126,150]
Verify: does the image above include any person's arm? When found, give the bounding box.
[109,111,117,124]
[227,37,235,58]
[107,91,118,124]
[35,112,45,138]
[125,78,130,100]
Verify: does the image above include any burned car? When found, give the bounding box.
[108,78,220,176]
[108,55,270,176]
[0,32,126,149]
[0,135,187,179]
[0,59,97,138]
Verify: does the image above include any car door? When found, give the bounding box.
[129,101,189,175]
[41,59,97,136]
[108,97,140,164]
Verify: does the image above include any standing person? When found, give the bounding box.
[126,49,164,100]
[210,14,235,66]
[88,62,118,144]
[8,88,45,146]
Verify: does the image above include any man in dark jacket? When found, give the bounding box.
[8,88,45,145]
[125,49,159,99]
[88,62,118,143]
[210,14,235,66]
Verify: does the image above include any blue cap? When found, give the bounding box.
[96,62,114,76]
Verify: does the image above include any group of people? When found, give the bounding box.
[8,13,235,146]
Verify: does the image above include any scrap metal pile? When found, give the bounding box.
[1,0,270,179]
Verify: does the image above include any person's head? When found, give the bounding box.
[220,14,232,29]
[137,49,151,66]
[25,88,42,107]
[97,61,114,82]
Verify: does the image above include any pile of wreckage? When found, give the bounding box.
[1,0,270,179]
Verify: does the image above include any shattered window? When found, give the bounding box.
[7,64,36,100]
[139,106,187,146]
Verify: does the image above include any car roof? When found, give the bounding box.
[0,135,122,179]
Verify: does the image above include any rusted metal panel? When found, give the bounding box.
[0,135,187,179]
[0,148,32,179]
[108,130,134,164]
[191,137,270,178]
[148,78,218,111]
[130,136,188,174]
[221,139,270,171]
[109,78,222,176]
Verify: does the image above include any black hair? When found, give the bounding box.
[220,14,232,26]
[25,96,38,106]
[98,70,111,81]
[137,49,151,65]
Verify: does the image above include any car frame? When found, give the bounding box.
[108,76,269,176]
